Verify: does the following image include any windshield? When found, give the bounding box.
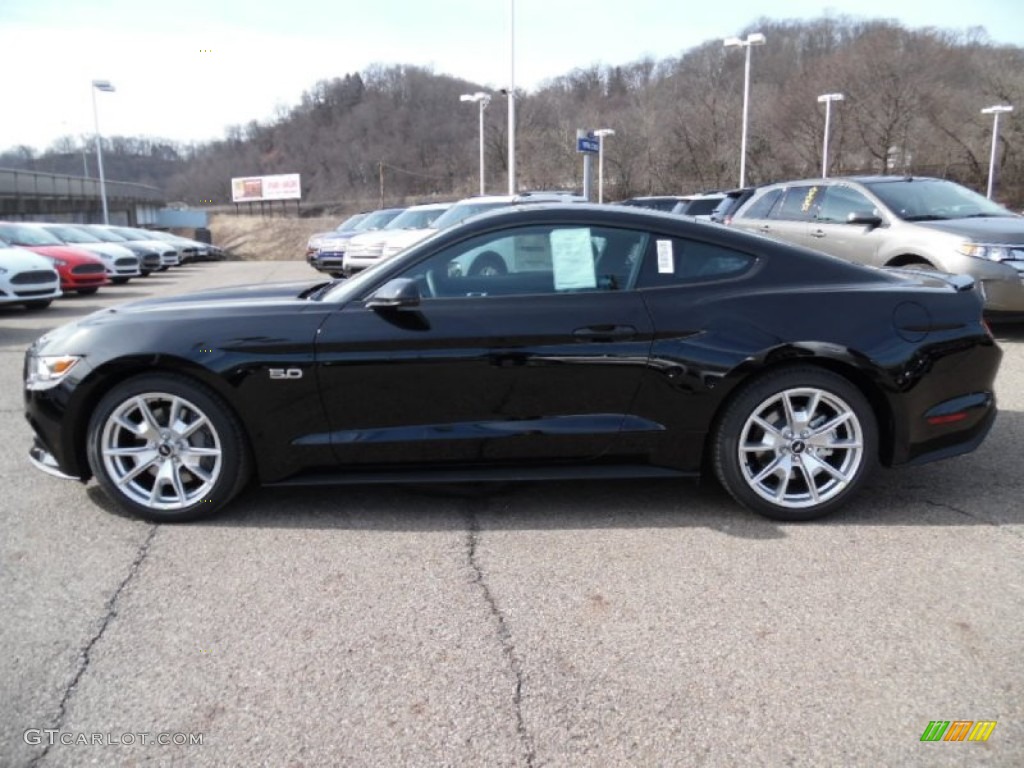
[336,214,366,232]
[354,209,404,231]
[865,178,1016,220]
[385,207,448,230]
[84,226,128,242]
[683,198,723,215]
[42,225,97,244]
[431,201,510,229]
[0,223,64,246]
[110,227,146,240]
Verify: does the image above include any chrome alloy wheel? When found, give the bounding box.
[100,392,223,511]
[738,387,864,509]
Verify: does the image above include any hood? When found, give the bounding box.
[76,243,137,259]
[23,245,104,265]
[0,245,59,271]
[106,280,325,316]
[918,216,1024,244]
[385,227,437,248]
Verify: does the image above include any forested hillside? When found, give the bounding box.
[4,16,1023,209]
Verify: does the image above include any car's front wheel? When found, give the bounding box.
[86,374,252,522]
[712,366,877,521]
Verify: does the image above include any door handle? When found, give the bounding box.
[573,324,637,341]
[758,224,771,233]
[809,229,826,239]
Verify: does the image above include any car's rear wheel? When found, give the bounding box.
[86,374,252,522]
[712,366,877,521]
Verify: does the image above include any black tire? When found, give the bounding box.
[111,277,130,285]
[86,373,253,522]
[23,300,52,310]
[159,266,170,272]
[468,251,507,276]
[77,287,100,295]
[712,365,877,521]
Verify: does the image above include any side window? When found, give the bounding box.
[816,186,876,223]
[636,237,756,288]
[397,225,649,298]
[774,185,823,221]
[739,188,783,220]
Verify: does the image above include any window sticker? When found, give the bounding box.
[656,239,674,273]
[801,186,820,213]
[551,228,597,290]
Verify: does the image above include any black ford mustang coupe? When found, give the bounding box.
[24,205,1000,522]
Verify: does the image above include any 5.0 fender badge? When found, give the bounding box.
[269,368,303,380]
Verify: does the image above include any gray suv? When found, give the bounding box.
[730,176,1024,314]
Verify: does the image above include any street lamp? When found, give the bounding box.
[981,104,1013,199]
[460,92,491,195]
[817,93,845,178]
[91,79,115,224]
[593,129,615,203]
[723,32,766,188]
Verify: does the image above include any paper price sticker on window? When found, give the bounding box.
[657,240,674,273]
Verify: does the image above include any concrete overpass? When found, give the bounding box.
[0,168,165,225]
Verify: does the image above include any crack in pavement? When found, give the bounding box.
[28,525,158,768]
[465,505,536,768]
[924,499,1024,540]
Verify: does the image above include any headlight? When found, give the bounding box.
[958,243,1017,262]
[26,355,82,390]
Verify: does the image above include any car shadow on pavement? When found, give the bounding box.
[989,321,1024,343]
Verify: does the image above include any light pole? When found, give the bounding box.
[507,0,516,194]
[460,92,491,195]
[594,129,615,203]
[723,32,766,188]
[981,105,1013,199]
[91,79,115,224]
[817,93,845,178]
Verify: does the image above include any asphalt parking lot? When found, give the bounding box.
[1,261,1022,767]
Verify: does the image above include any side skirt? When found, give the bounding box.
[267,464,695,487]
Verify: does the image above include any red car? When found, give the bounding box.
[0,222,109,295]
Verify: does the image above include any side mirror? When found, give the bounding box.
[847,210,883,228]
[365,277,420,309]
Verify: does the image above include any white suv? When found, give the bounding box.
[342,203,452,275]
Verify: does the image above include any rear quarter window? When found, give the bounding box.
[636,237,756,287]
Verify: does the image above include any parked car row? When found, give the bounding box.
[305,192,587,278]
[0,221,223,311]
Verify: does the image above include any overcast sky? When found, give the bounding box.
[1,0,1020,153]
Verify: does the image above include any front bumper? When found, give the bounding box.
[312,251,346,273]
[29,437,81,480]
[977,271,1024,313]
